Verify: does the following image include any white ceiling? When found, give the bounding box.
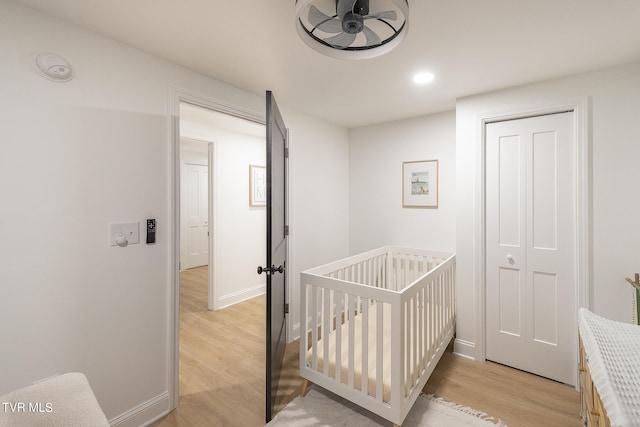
[14,0,640,128]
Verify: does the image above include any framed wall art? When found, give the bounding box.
[250,165,266,207]
[402,159,438,208]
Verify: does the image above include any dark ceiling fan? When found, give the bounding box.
[295,0,409,59]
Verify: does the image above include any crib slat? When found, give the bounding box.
[449,268,452,323]
[409,297,415,390]
[404,301,409,392]
[404,253,410,288]
[436,278,440,336]
[388,257,393,290]
[419,288,425,371]
[323,288,330,377]
[448,268,452,322]
[383,254,388,288]
[405,254,410,287]
[423,285,428,364]
[415,295,419,385]
[348,294,356,388]
[364,261,369,286]
[335,290,342,382]
[370,258,375,288]
[451,265,455,322]
[427,282,434,361]
[311,286,318,370]
[361,298,369,395]
[376,301,383,401]
[437,277,442,342]
[392,256,398,291]
[443,269,448,324]
[437,275,445,338]
[404,301,409,391]
[412,254,417,283]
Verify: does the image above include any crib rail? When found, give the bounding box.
[399,257,456,399]
[303,246,451,291]
[300,246,456,425]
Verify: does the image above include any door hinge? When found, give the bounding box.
[285,148,289,158]
[285,303,289,314]
[285,225,289,236]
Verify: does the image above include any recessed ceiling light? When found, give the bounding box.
[413,72,435,85]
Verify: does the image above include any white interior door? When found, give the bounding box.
[485,112,576,385]
[183,163,209,269]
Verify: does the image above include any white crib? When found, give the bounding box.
[299,246,456,427]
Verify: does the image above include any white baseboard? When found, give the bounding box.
[291,315,315,343]
[216,284,265,310]
[109,392,170,427]
[453,338,477,360]
[291,321,301,342]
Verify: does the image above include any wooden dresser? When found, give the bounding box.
[579,335,611,427]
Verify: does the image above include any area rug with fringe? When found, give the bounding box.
[267,386,507,427]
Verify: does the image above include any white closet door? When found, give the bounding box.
[485,112,576,385]
[183,163,209,269]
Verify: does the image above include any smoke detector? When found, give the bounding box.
[32,52,74,82]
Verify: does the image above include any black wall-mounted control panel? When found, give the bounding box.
[146,219,156,244]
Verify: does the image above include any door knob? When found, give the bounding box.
[257,265,285,275]
[506,255,515,265]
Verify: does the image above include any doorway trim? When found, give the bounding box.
[473,96,591,371]
[179,137,215,309]
[169,86,266,409]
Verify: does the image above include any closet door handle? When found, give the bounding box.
[506,255,515,265]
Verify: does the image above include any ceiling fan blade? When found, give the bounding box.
[323,31,357,48]
[364,10,397,21]
[362,25,381,46]
[337,0,357,19]
[308,5,342,33]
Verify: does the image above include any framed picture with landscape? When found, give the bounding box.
[402,159,438,208]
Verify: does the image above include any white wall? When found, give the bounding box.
[348,112,456,254]
[0,1,350,425]
[283,107,351,339]
[456,61,640,359]
[180,127,267,309]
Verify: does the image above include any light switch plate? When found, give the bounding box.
[109,222,140,246]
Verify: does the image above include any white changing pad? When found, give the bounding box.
[578,308,640,426]
[0,373,109,427]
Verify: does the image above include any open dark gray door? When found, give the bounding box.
[258,91,288,423]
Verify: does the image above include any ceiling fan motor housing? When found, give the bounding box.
[342,12,365,34]
[350,0,370,16]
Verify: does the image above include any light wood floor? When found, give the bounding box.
[423,345,581,427]
[150,267,300,427]
[151,266,580,427]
